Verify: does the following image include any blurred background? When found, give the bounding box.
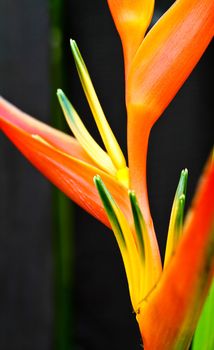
[0,0,213,349]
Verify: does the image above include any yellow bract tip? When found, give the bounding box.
[116,166,130,188]
[70,39,127,173]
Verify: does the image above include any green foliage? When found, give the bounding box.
[192,279,214,350]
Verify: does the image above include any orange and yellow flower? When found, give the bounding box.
[0,0,214,348]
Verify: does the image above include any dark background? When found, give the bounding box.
[0,1,213,349]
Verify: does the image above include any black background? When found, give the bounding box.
[0,1,213,349]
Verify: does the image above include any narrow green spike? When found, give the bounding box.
[175,194,186,237]
[176,168,188,198]
[94,175,143,310]
[94,175,126,247]
[57,89,117,175]
[129,191,146,262]
[164,169,188,267]
[70,39,128,176]
[129,190,160,298]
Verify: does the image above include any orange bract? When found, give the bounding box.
[137,157,214,349]
[126,0,214,216]
[0,113,132,229]
[107,0,154,75]
[0,97,92,164]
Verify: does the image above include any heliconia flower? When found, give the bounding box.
[1,0,214,349]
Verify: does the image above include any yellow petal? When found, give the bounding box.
[70,39,127,174]
[57,89,117,176]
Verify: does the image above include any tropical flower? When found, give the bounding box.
[0,0,214,349]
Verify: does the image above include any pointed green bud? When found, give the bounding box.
[164,169,188,267]
[129,190,146,262]
[129,190,160,298]
[94,175,145,310]
[94,175,126,247]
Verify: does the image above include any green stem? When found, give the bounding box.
[49,1,74,349]
[52,192,74,350]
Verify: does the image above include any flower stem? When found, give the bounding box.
[49,0,74,349]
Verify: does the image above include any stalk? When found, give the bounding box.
[49,1,74,349]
